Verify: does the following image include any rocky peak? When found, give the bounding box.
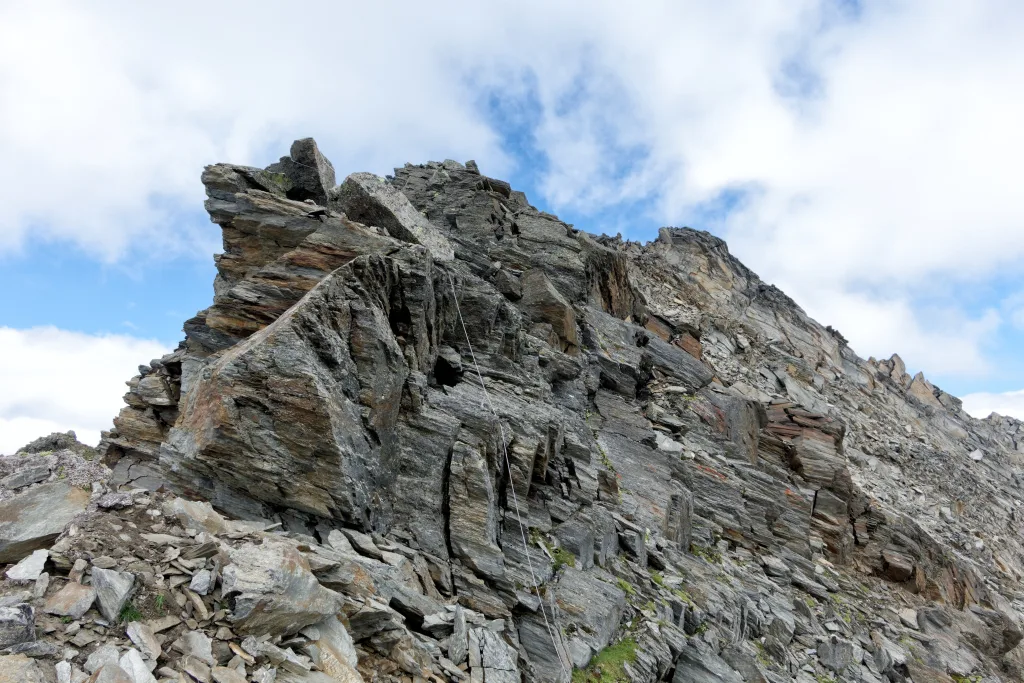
[2,138,1024,682]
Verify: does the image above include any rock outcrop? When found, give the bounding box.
[2,139,1024,682]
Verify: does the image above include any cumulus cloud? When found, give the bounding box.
[3,0,1024,389]
[962,390,1024,421]
[0,327,170,454]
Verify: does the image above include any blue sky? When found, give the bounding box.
[3,0,1024,451]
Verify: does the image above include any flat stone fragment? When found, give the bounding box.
[119,648,156,683]
[86,645,121,674]
[89,664,135,683]
[44,582,96,619]
[0,653,48,683]
[212,667,249,683]
[126,621,161,661]
[5,549,48,582]
[0,482,89,563]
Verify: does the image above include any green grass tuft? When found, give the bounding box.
[572,638,638,683]
[118,600,142,624]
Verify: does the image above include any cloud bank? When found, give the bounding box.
[3,0,1024,441]
[0,327,170,454]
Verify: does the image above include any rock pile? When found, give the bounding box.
[2,139,1024,681]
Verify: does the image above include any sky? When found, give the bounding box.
[2,0,1024,453]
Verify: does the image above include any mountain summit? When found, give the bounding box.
[2,138,1023,682]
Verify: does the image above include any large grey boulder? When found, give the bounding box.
[331,171,455,262]
[0,482,89,563]
[221,538,341,636]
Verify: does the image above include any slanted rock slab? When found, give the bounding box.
[0,482,89,563]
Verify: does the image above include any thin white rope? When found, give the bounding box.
[446,271,571,674]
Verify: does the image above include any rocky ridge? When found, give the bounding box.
[1,138,1023,682]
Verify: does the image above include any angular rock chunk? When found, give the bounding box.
[267,137,337,206]
[0,482,89,563]
[119,648,156,683]
[88,664,135,683]
[672,643,744,682]
[448,440,504,581]
[126,621,161,662]
[0,653,48,683]
[44,582,96,619]
[332,172,454,262]
[5,549,48,582]
[91,568,136,622]
[303,616,362,682]
[0,604,34,648]
[520,270,579,353]
[221,538,341,636]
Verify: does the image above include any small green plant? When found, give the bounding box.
[672,587,695,606]
[690,544,723,564]
[571,638,637,683]
[616,578,635,596]
[650,571,664,587]
[693,622,709,635]
[550,546,576,572]
[60,616,73,624]
[754,641,772,668]
[118,600,142,624]
[596,443,615,471]
[154,593,167,615]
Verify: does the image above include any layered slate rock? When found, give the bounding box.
[85,140,1024,683]
[0,482,89,563]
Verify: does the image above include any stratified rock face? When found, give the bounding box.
[94,140,1024,682]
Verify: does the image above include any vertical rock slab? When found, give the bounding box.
[448,440,504,581]
[266,137,336,206]
[0,482,89,563]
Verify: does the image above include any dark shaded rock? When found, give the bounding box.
[0,604,33,648]
[267,137,336,206]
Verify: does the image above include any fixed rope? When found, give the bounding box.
[446,272,571,675]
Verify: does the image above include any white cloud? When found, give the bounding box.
[3,0,1024,387]
[0,327,170,454]
[962,390,1024,421]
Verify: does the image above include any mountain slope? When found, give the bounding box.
[88,138,1024,682]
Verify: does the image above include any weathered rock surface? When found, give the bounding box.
[3,139,1024,682]
[0,482,90,563]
